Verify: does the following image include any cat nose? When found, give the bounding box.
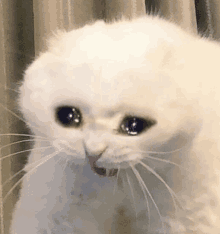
[83,136,107,164]
[84,145,107,176]
[83,131,107,152]
[83,143,107,163]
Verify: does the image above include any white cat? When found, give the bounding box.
[10,15,220,233]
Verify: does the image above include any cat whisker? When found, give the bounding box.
[55,151,72,171]
[142,154,189,172]
[62,155,71,171]
[4,87,21,94]
[0,133,51,140]
[137,159,183,212]
[125,171,138,220]
[113,167,120,196]
[1,148,64,190]
[2,149,63,204]
[52,139,81,156]
[128,150,190,173]
[0,145,54,161]
[131,146,187,155]
[0,103,47,137]
[106,168,117,177]
[58,139,79,152]
[0,138,52,151]
[129,163,151,228]
[106,168,110,177]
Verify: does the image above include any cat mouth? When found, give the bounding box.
[87,154,118,177]
[92,165,118,177]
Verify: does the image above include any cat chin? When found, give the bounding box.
[92,159,141,177]
[96,159,136,169]
[69,153,135,171]
[69,154,127,177]
[92,166,118,177]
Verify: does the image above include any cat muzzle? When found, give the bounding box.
[93,165,118,177]
[87,155,118,177]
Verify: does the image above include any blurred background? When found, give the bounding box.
[0,0,220,233]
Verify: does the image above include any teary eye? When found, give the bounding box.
[55,106,82,127]
[120,116,156,136]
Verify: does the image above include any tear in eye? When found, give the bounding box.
[120,116,156,136]
[56,106,82,127]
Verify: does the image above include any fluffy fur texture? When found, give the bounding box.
[10,16,220,233]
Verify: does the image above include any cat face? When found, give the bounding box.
[19,19,201,173]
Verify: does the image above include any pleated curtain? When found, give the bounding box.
[0,0,220,233]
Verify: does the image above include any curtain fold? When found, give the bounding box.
[0,0,220,233]
[0,1,35,233]
[209,0,220,38]
[33,0,98,53]
[0,3,8,234]
[145,0,197,33]
[0,1,19,233]
[31,0,204,54]
[104,0,146,20]
[33,0,146,54]
[161,0,197,33]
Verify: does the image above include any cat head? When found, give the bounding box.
[19,17,202,174]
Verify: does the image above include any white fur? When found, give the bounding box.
[11,16,220,233]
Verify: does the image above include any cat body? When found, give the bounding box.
[10,16,220,233]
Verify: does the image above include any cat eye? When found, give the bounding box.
[120,116,156,136]
[55,106,82,127]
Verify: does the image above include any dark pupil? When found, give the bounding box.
[121,117,155,136]
[56,106,81,127]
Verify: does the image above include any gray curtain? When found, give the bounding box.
[0,0,220,233]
